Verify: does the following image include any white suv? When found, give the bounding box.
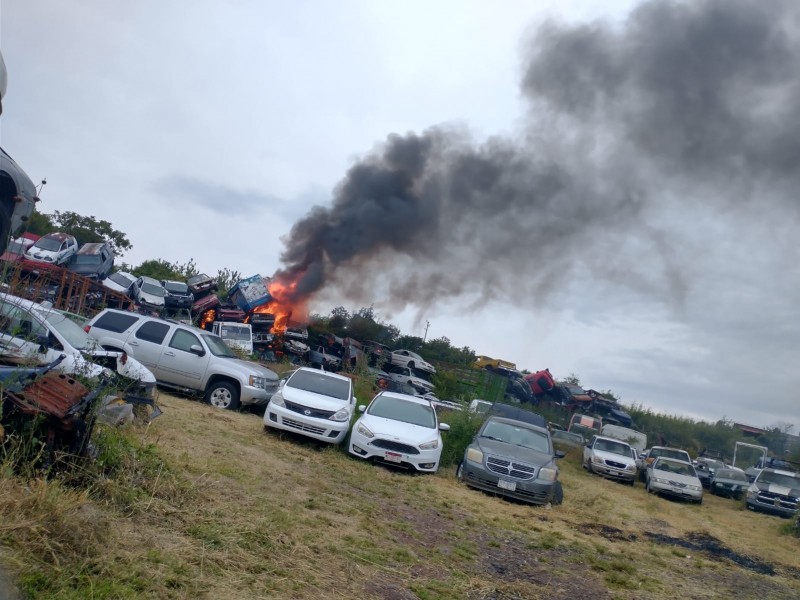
[264,367,355,444]
[85,308,278,410]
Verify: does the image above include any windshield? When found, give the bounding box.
[654,459,696,477]
[140,282,165,296]
[288,370,351,400]
[481,419,551,453]
[367,395,436,428]
[700,459,725,470]
[716,469,747,482]
[652,448,690,461]
[188,274,210,285]
[758,471,800,487]
[201,333,237,357]
[566,385,586,394]
[35,238,62,252]
[108,272,133,287]
[165,282,188,293]
[43,312,96,351]
[219,325,251,341]
[74,255,102,265]
[594,438,632,456]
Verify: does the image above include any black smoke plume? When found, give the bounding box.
[275,0,800,313]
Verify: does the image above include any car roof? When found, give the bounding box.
[653,456,692,465]
[292,367,352,383]
[485,415,549,435]
[76,242,108,255]
[375,391,432,406]
[40,232,72,242]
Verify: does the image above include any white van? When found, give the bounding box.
[601,424,647,454]
[211,321,253,354]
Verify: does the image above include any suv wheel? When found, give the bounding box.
[456,461,464,480]
[205,381,240,410]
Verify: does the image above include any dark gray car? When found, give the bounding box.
[458,415,565,505]
[68,242,114,279]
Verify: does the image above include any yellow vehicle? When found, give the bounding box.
[473,355,517,371]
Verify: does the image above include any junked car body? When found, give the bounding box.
[645,457,704,504]
[390,349,436,375]
[746,468,800,518]
[583,435,637,484]
[25,232,78,266]
[709,467,748,500]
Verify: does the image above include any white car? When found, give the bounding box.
[385,365,434,394]
[0,293,156,394]
[646,457,704,504]
[132,275,166,311]
[583,435,637,484]
[390,349,436,375]
[349,391,450,473]
[102,271,137,295]
[25,232,78,265]
[264,367,355,444]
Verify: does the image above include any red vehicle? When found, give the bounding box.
[524,369,556,396]
[0,233,38,263]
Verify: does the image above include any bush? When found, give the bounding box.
[439,410,484,468]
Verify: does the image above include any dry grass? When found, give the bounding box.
[1,392,799,599]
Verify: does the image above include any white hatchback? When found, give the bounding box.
[264,367,355,444]
[349,391,450,473]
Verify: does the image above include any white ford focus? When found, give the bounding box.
[348,391,450,473]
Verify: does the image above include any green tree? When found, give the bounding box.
[215,268,241,297]
[26,209,54,236]
[131,259,183,281]
[48,210,132,256]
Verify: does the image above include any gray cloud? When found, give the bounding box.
[153,175,284,215]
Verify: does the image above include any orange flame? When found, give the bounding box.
[200,309,216,330]
[249,276,308,334]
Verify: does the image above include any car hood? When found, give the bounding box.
[87,350,156,384]
[753,480,800,496]
[593,449,636,466]
[714,476,748,487]
[477,437,556,468]
[652,469,701,486]
[222,358,278,381]
[27,248,60,260]
[138,291,165,305]
[279,385,349,411]
[360,415,439,445]
[103,280,130,293]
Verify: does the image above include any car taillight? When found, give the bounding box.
[83,325,91,333]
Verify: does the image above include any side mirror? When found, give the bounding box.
[555,450,566,459]
[358,405,366,413]
[439,423,450,432]
[189,344,205,356]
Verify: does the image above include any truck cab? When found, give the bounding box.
[211,321,253,354]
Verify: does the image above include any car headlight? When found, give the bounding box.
[249,375,266,388]
[356,422,374,438]
[653,477,669,484]
[591,456,604,465]
[465,447,483,464]
[270,394,285,408]
[688,485,701,491]
[747,485,758,499]
[329,408,350,422]
[625,464,636,471]
[419,439,439,450]
[538,467,558,481]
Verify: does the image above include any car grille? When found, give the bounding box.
[281,417,326,435]
[668,480,687,488]
[756,490,799,511]
[466,473,549,502]
[284,399,335,419]
[486,455,537,480]
[605,460,628,470]
[371,439,419,455]
[262,381,279,395]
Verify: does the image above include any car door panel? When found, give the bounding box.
[158,328,209,389]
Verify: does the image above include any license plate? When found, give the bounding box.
[384,451,402,463]
[497,479,517,491]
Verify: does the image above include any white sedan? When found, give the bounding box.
[349,391,450,473]
[390,349,436,375]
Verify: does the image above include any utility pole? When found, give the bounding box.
[423,320,430,343]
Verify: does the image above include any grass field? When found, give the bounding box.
[1,390,799,599]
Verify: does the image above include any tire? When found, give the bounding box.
[696,497,703,505]
[628,478,636,487]
[205,381,240,410]
[646,481,652,494]
[552,481,564,505]
[407,361,415,370]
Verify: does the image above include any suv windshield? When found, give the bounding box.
[42,312,96,351]
[287,370,350,400]
[164,282,188,293]
[594,438,632,456]
[368,396,435,428]
[202,333,237,357]
[140,282,165,296]
[219,325,250,340]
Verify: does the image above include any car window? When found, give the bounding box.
[201,334,237,357]
[287,370,351,400]
[594,439,631,456]
[169,329,201,353]
[135,321,170,344]
[92,311,139,333]
[481,419,551,453]
[42,312,95,350]
[716,469,747,482]
[0,301,43,339]
[107,273,133,288]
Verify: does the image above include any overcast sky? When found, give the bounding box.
[2,0,797,433]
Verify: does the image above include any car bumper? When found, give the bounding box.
[590,461,636,482]
[264,404,349,443]
[240,384,272,407]
[649,480,703,501]
[348,430,440,472]
[165,298,193,308]
[746,496,799,518]
[461,459,555,505]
